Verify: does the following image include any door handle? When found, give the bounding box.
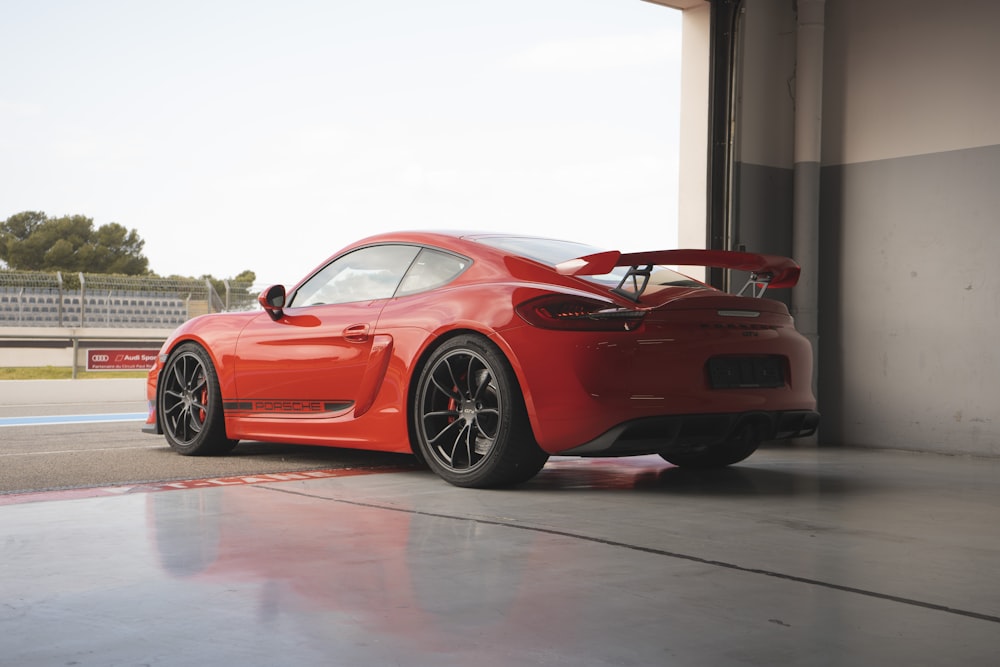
[343,323,370,343]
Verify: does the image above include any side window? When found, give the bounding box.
[396,248,470,296]
[290,245,420,307]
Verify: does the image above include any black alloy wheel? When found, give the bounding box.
[413,334,548,488]
[159,342,237,456]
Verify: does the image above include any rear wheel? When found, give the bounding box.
[413,335,548,488]
[159,342,238,456]
[659,421,761,469]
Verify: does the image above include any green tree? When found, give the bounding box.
[0,211,47,244]
[0,211,149,274]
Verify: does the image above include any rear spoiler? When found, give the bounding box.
[555,249,800,301]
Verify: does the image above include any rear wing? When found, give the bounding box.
[555,249,800,301]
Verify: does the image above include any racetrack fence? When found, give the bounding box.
[0,270,258,328]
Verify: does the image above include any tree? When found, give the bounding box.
[0,211,149,274]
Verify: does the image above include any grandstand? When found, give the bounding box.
[0,271,257,329]
[1,288,189,327]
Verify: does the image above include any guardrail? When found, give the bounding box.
[0,327,173,378]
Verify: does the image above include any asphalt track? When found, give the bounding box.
[0,379,418,495]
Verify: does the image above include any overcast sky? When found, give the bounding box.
[1,0,681,287]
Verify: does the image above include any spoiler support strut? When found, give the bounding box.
[737,273,773,298]
[612,264,653,301]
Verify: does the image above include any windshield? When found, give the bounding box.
[475,236,703,290]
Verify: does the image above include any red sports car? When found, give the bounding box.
[143,231,818,487]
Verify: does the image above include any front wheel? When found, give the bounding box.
[412,335,548,488]
[159,342,238,456]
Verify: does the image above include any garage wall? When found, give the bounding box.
[694,0,1000,456]
[818,0,1000,455]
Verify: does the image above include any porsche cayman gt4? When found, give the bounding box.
[143,231,818,488]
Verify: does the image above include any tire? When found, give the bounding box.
[159,342,238,456]
[412,334,548,488]
[659,420,761,469]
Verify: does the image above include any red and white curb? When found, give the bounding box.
[0,466,413,506]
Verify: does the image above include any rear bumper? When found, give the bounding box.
[557,410,820,457]
[496,304,817,453]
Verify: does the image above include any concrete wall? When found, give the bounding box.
[818,0,1000,456]
[819,145,1000,455]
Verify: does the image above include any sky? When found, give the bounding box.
[1,0,681,288]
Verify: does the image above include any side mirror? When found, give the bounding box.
[258,285,286,321]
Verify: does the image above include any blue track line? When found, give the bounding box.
[0,413,147,427]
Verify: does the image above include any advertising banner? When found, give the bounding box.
[87,349,158,371]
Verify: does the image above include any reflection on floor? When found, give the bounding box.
[2,447,999,666]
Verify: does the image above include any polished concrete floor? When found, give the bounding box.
[2,445,999,666]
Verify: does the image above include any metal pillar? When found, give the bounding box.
[791,0,825,404]
[706,0,744,290]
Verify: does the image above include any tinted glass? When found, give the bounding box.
[396,248,470,296]
[290,244,420,307]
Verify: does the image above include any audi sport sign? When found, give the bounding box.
[87,349,158,371]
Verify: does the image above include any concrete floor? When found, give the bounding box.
[2,446,999,666]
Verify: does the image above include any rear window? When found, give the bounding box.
[396,248,470,296]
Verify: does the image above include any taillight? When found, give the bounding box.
[516,295,646,331]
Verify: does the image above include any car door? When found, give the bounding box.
[232,244,421,417]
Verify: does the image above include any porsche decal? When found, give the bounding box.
[224,400,354,416]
